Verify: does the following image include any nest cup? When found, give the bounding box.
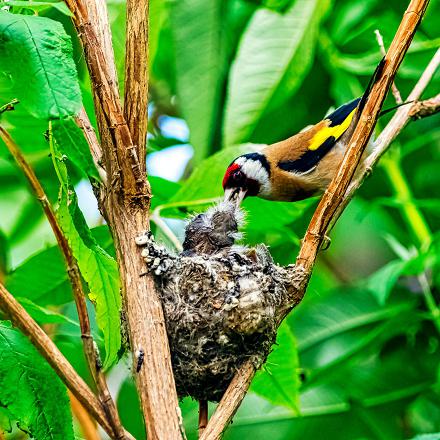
[135,202,303,402]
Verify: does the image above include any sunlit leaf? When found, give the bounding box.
[224,0,329,145]
[0,0,72,16]
[0,11,81,119]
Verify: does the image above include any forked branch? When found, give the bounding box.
[63,0,183,438]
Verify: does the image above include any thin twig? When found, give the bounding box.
[375,29,403,104]
[0,125,129,440]
[199,361,255,440]
[0,98,18,114]
[201,1,430,438]
[335,48,440,227]
[75,107,107,184]
[0,283,114,438]
[69,391,101,440]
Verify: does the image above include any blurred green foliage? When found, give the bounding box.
[0,0,440,438]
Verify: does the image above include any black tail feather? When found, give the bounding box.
[358,56,386,114]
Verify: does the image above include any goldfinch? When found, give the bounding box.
[223,59,386,205]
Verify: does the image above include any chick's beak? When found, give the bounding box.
[224,188,247,206]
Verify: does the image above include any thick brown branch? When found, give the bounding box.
[202,1,431,437]
[375,29,403,104]
[0,125,129,440]
[124,0,149,164]
[64,0,183,438]
[0,283,114,438]
[64,0,146,196]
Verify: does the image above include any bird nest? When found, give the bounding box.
[135,202,305,402]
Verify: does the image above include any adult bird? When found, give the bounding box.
[223,59,389,205]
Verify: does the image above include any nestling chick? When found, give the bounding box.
[223,58,386,204]
[182,201,245,257]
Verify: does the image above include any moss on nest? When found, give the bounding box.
[135,202,304,402]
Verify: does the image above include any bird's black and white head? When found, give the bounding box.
[222,152,271,205]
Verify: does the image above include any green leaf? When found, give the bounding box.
[251,320,300,411]
[224,0,329,146]
[51,132,121,369]
[0,321,74,440]
[0,0,72,16]
[6,246,73,306]
[0,11,81,119]
[57,191,121,369]
[117,378,146,440]
[17,297,78,326]
[52,118,100,181]
[0,228,8,276]
[171,0,223,162]
[365,259,408,305]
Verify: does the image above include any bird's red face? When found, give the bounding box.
[223,154,270,205]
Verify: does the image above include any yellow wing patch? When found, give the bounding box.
[308,108,356,151]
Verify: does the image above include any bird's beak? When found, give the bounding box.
[224,188,247,207]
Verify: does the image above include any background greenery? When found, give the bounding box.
[0,0,439,438]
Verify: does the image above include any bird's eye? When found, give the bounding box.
[232,170,244,182]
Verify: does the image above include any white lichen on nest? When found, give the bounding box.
[135,201,305,402]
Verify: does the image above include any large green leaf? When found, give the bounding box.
[223,0,329,146]
[57,192,121,369]
[0,321,74,440]
[51,133,121,369]
[171,0,223,162]
[251,320,300,411]
[0,11,81,119]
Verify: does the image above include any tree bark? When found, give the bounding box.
[63,0,183,437]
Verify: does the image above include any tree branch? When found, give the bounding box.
[63,0,183,438]
[0,125,129,440]
[200,360,255,440]
[334,48,440,228]
[124,0,149,164]
[0,283,115,438]
[201,1,431,437]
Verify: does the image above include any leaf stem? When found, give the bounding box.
[381,153,440,333]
